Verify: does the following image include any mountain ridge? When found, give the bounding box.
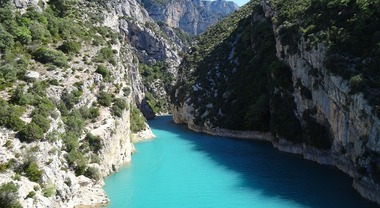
[140,0,239,35]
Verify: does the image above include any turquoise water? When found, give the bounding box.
[104,116,377,208]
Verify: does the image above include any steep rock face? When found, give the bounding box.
[0,0,178,206]
[106,0,184,116]
[140,0,238,35]
[173,1,380,205]
[261,1,380,203]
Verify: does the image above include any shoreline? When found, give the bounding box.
[172,117,380,206]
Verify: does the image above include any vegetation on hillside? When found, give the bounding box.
[0,0,134,204]
[139,61,173,113]
[174,0,332,149]
[271,0,380,115]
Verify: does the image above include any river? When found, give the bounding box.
[104,116,377,208]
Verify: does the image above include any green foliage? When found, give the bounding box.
[122,87,131,96]
[19,122,44,142]
[0,24,14,54]
[63,110,84,137]
[31,113,50,133]
[14,26,32,45]
[28,21,51,43]
[84,133,102,153]
[26,191,36,198]
[349,74,364,93]
[24,161,43,182]
[62,131,79,152]
[130,106,146,133]
[0,99,25,131]
[60,89,82,110]
[42,184,56,197]
[80,106,99,120]
[97,91,112,107]
[0,182,22,208]
[94,47,114,63]
[138,61,173,113]
[271,0,380,111]
[95,65,110,81]
[172,26,192,45]
[139,61,173,88]
[111,98,128,117]
[65,150,88,176]
[145,92,167,114]
[84,166,100,181]
[58,41,81,55]
[32,47,68,67]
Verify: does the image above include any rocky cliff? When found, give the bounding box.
[140,0,239,35]
[173,0,380,205]
[0,0,181,206]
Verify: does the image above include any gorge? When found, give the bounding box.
[0,0,379,207]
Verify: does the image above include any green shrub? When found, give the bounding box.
[65,150,88,176]
[28,21,51,43]
[0,162,9,173]
[31,113,50,133]
[26,191,36,198]
[80,106,99,120]
[14,26,32,45]
[130,106,146,133]
[63,110,84,137]
[84,133,102,153]
[84,166,100,181]
[0,99,25,131]
[0,64,18,85]
[42,184,56,197]
[32,46,68,67]
[349,74,364,93]
[0,182,22,208]
[0,24,14,54]
[95,65,110,81]
[94,47,114,63]
[62,131,79,152]
[97,91,112,107]
[25,161,43,182]
[122,87,131,96]
[58,41,81,55]
[111,98,128,117]
[61,89,82,110]
[19,122,44,142]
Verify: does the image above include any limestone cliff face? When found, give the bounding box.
[0,0,179,207]
[261,1,380,203]
[173,1,380,205]
[140,0,238,35]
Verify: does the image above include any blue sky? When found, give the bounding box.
[232,0,249,6]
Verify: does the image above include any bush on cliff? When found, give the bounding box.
[0,182,22,208]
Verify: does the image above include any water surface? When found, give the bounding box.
[104,116,377,208]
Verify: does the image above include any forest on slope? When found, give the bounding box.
[173,0,380,204]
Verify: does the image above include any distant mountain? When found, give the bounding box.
[140,0,239,35]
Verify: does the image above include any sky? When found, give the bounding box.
[232,0,250,6]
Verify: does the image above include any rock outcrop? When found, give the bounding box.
[0,0,179,207]
[173,0,380,205]
[140,0,239,35]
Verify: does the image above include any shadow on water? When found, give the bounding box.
[148,116,378,208]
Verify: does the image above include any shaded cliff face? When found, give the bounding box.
[173,0,380,205]
[0,0,179,207]
[140,0,239,35]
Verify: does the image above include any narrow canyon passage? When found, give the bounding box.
[104,116,377,208]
